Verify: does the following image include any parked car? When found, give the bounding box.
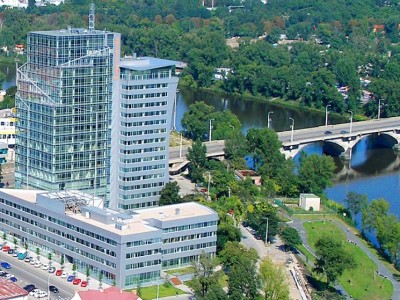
[30,259,37,265]
[67,275,75,282]
[0,271,7,277]
[23,284,36,292]
[49,286,59,293]
[61,271,68,278]
[9,276,17,282]
[1,262,11,269]
[24,256,31,262]
[73,278,81,285]
[55,269,63,276]
[5,274,14,279]
[48,266,56,274]
[35,290,48,298]
[42,264,49,270]
[2,246,10,252]
[81,281,88,287]
[34,261,43,268]
[12,251,19,257]
[7,249,14,255]
[29,289,40,296]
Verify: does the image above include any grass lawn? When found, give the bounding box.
[138,284,186,300]
[292,214,335,220]
[165,266,194,276]
[296,243,316,264]
[304,221,393,300]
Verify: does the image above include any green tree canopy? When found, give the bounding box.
[186,139,207,183]
[159,182,181,206]
[313,236,356,288]
[259,258,290,300]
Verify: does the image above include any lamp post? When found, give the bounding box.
[289,118,294,142]
[205,171,211,201]
[229,125,234,130]
[264,217,269,246]
[209,119,214,142]
[348,110,353,134]
[156,281,160,300]
[325,104,331,127]
[378,99,383,120]
[47,274,50,300]
[227,186,231,198]
[267,111,273,129]
[179,132,183,158]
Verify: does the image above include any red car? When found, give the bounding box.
[73,278,81,285]
[55,270,63,276]
[80,281,88,287]
[2,246,10,252]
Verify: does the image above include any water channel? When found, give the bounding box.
[2,64,399,219]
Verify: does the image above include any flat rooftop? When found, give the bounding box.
[120,56,179,71]
[30,27,114,37]
[0,189,217,236]
[137,202,216,222]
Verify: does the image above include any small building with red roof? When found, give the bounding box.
[0,278,29,300]
[71,286,142,300]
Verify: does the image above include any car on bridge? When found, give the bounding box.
[340,130,348,134]
[324,130,333,135]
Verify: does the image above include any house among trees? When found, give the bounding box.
[234,170,262,186]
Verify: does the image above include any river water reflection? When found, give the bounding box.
[2,67,398,218]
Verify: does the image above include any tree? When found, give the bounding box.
[361,198,389,233]
[13,237,17,250]
[86,266,91,281]
[259,258,290,300]
[280,226,301,250]
[313,237,356,288]
[36,247,40,260]
[220,242,259,300]
[48,253,53,265]
[159,182,181,206]
[60,254,65,269]
[187,139,207,183]
[247,202,280,243]
[189,252,223,298]
[181,101,215,140]
[216,222,241,253]
[344,192,368,220]
[298,153,335,195]
[72,262,77,276]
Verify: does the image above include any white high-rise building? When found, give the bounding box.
[110,56,179,210]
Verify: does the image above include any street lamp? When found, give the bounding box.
[47,274,51,300]
[378,99,383,120]
[264,217,269,246]
[267,111,273,129]
[179,132,183,158]
[348,110,353,134]
[204,171,211,201]
[229,125,235,130]
[289,118,294,142]
[209,119,215,142]
[227,186,231,198]
[325,104,331,127]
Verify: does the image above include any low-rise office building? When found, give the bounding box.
[0,189,217,288]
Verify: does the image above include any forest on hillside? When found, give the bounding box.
[2,0,400,116]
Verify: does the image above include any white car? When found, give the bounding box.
[42,264,49,270]
[5,274,14,279]
[35,290,48,298]
[61,271,68,278]
[29,289,40,296]
[34,261,43,268]
[12,251,19,257]
[30,259,37,265]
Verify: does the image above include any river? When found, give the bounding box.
[2,65,398,219]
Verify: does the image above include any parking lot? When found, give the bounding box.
[0,242,108,299]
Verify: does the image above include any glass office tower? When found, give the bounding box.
[15,27,121,200]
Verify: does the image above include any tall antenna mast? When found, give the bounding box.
[89,3,95,31]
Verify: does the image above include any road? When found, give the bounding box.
[277,116,400,144]
[169,117,400,162]
[0,250,75,299]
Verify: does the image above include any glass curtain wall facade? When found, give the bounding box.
[15,28,121,200]
[110,57,178,210]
